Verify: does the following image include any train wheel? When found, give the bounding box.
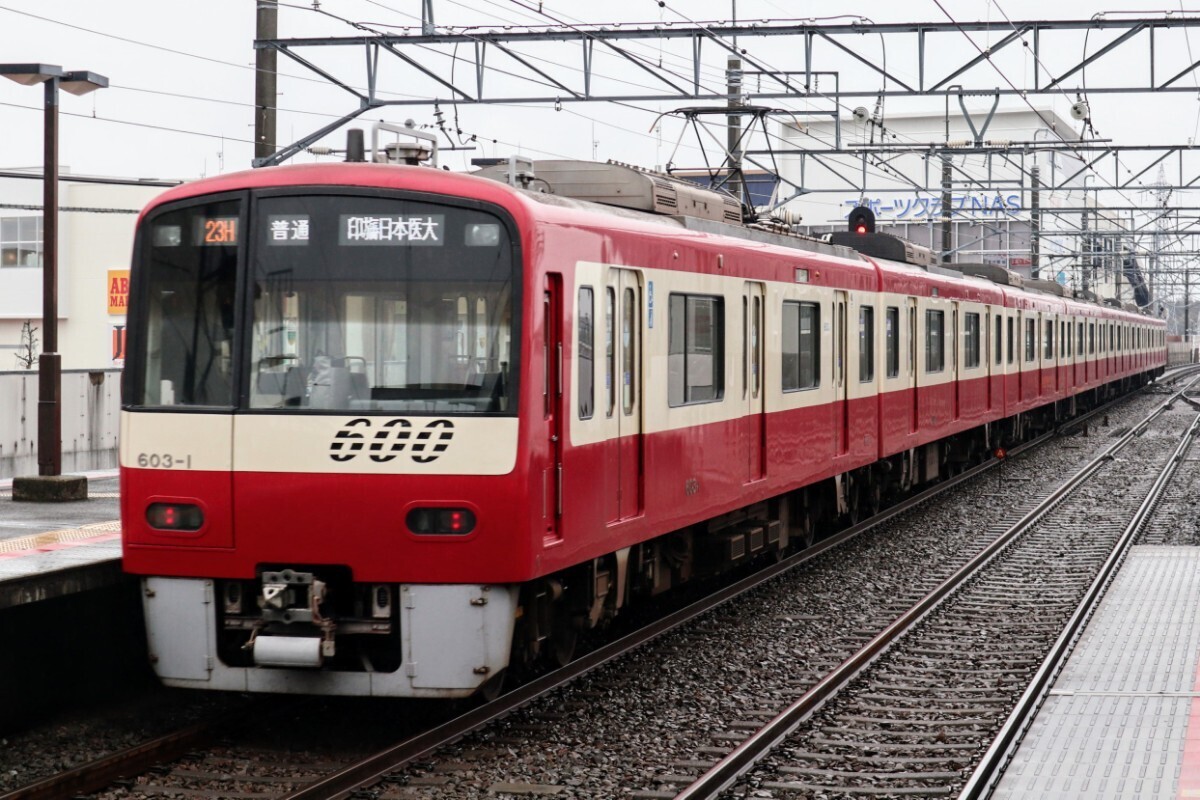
[550,613,580,668]
[865,476,882,518]
[842,474,859,525]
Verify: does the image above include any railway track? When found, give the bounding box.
[677,377,1200,799]
[4,375,1195,800]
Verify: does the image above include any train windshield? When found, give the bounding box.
[248,194,518,415]
[132,192,519,415]
[136,199,241,406]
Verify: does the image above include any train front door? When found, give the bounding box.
[743,282,765,483]
[605,268,643,522]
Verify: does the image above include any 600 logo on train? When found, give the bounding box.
[328,418,456,464]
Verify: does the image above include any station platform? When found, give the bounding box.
[993,546,1200,799]
[0,470,124,610]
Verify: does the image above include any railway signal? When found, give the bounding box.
[848,206,876,234]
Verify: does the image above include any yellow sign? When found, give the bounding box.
[107,270,130,315]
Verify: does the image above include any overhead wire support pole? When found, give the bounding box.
[727,1,742,211]
[255,0,278,162]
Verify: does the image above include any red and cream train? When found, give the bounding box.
[120,156,1165,697]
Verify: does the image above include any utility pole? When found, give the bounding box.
[1081,200,1090,292]
[941,152,952,263]
[255,0,278,163]
[1030,164,1041,280]
[1186,268,1192,339]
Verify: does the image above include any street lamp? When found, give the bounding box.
[0,63,107,501]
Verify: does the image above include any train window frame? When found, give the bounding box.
[885,306,900,379]
[782,300,820,392]
[1044,319,1055,360]
[859,305,875,383]
[1025,318,1035,362]
[578,286,594,420]
[925,308,945,374]
[667,292,725,407]
[964,311,980,369]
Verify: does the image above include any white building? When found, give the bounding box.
[0,171,172,370]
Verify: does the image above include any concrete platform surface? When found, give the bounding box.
[993,546,1200,799]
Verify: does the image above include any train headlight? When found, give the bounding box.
[406,507,476,535]
[146,502,204,531]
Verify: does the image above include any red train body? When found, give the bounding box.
[121,160,1165,697]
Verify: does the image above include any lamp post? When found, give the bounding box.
[1,63,107,501]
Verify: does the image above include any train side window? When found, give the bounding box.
[1089,322,1095,354]
[1044,320,1055,360]
[751,295,762,398]
[859,306,875,382]
[668,293,724,406]
[885,306,899,378]
[622,287,636,415]
[605,288,615,417]
[925,309,945,373]
[782,300,820,391]
[1063,321,1071,357]
[1007,316,1014,364]
[1025,318,1035,362]
[578,287,594,420]
[995,313,1003,365]
[1078,322,1085,355]
[964,312,980,369]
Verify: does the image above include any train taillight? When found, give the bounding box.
[146,502,204,531]
[406,507,477,535]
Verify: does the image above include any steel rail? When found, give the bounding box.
[672,375,1200,800]
[0,704,261,800]
[958,405,1200,798]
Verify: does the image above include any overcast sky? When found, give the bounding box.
[2,0,1199,192]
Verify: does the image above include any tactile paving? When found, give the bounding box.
[0,522,121,554]
[993,546,1200,799]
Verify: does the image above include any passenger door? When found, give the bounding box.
[743,282,766,483]
[834,291,849,455]
[543,276,564,543]
[951,302,960,420]
[908,298,919,433]
[606,269,643,521]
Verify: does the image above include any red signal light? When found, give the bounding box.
[855,224,868,234]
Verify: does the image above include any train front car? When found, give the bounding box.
[121,165,535,697]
